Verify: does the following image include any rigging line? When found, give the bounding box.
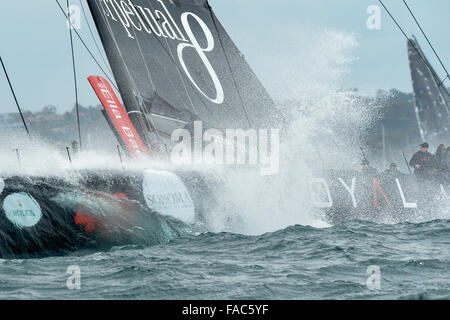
[438,75,449,87]
[205,0,251,127]
[67,0,82,151]
[55,0,119,91]
[378,0,450,99]
[145,0,196,114]
[161,36,197,115]
[128,0,214,118]
[131,27,156,92]
[412,36,450,116]
[378,0,432,72]
[129,18,185,151]
[164,41,197,115]
[0,56,31,138]
[403,0,450,83]
[78,0,113,75]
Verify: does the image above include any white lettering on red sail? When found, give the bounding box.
[88,75,150,158]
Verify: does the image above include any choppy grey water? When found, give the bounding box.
[0,219,448,300]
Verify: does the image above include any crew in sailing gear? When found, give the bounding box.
[383,163,402,176]
[409,143,436,178]
[435,144,447,171]
[361,159,379,177]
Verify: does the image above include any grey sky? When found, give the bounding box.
[1,0,449,113]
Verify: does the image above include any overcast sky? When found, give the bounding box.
[1,0,449,113]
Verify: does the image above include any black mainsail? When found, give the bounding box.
[407,36,450,143]
[86,0,277,148]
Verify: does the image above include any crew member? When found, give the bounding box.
[361,159,379,177]
[409,142,436,179]
[437,146,450,183]
[445,147,450,171]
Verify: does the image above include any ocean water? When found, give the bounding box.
[0,218,448,300]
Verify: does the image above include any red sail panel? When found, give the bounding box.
[88,75,150,158]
